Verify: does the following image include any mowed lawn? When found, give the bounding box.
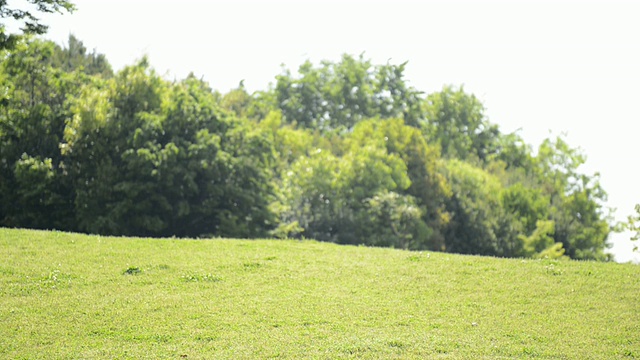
[0,228,638,359]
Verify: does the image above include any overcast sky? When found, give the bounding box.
[36,0,640,262]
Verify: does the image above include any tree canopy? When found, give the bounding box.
[0,35,615,260]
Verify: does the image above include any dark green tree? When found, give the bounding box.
[0,0,74,50]
[441,159,520,256]
[63,62,275,238]
[52,34,112,77]
[0,39,87,229]
[500,183,549,236]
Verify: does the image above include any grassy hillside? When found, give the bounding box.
[1,228,638,359]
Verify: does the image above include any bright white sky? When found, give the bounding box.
[35,0,639,262]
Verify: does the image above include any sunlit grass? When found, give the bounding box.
[1,228,639,359]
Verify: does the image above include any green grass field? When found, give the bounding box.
[1,228,638,359]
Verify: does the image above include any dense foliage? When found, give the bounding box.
[0,37,614,260]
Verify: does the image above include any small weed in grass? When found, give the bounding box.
[624,349,637,357]
[407,252,430,262]
[544,264,563,276]
[181,272,222,282]
[41,269,72,288]
[387,340,406,349]
[122,266,141,275]
[195,335,216,342]
[242,261,262,270]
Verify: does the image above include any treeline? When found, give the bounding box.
[0,36,613,260]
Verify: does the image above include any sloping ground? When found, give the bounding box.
[1,228,638,359]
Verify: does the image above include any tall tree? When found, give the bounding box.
[0,39,86,230]
[274,54,422,131]
[52,34,112,77]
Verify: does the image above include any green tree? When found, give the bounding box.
[63,62,275,238]
[622,204,640,252]
[278,125,430,249]
[62,60,164,235]
[534,137,612,260]
[0,0,74,50]
[491,131,534,171]
[345,118,450,250]
[52,34,113,77]
[362,190,430,250]
[518,220,566,259]
[274,54,422,131]
[500,183,549,236]
[0,39,87,229]
[441,159,519,256]
[11,154,64,229]
[278,149,340,241]
[423,86,500,162]
[219,81,252,119]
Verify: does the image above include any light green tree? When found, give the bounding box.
[622,204,640,252]
[277,121,430,249]
[422,85,500,162]
[518,220,566,259]
[274,54,422,131]
[534,136,612,260]
[346,118,450,250]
